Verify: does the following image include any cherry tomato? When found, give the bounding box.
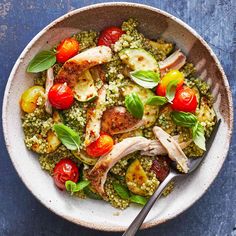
[48,83,74,110]
[86,134,114,158]
[98,26,124,47]
[171,87,198,112]
[151,157,170,182]
[56,37,80,63]
[156,70,184,96]
[20,86,44,113]
[53,158,79,190]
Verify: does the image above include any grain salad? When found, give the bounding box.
[20,18,216,209]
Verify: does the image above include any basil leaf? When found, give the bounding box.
[65,181,77,192]
[113,183,130,200]
[166,79,179,102]
[84,187,102,200]
[65,180,90,193]
[125,92,144,119]
[192,122,206,150]
[146,96,168,106]
[27,50,56,73]
[171,111,197,127]
[130,70,160,89]
[74,180,90,191]
[130,195,147,205]
[54,124,81,150]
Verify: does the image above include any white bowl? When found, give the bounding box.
[2,2,233,232]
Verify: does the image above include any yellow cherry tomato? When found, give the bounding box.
[20,86,44,113]
[156,70,184,96]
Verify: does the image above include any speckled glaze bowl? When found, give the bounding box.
[2,2,233,232]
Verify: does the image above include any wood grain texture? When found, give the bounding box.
[0,0,235,235]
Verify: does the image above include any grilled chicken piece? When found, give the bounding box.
[90,65,106,83]
[55,46,112,87]
[84,86,106,146]
[152,127,189,173]
[159,50,186,76]
[87,137,152,197]
[141,137,191,156]
[45,67,54,114]
[101,106,144,135]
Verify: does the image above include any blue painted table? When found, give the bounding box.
[0,0,235,235]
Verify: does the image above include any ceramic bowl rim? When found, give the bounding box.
[2,2,234,232]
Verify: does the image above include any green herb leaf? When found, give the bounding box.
[113,183,130,200]
[192,122,206,150]
[65,180,90,193]
[130,195,148,205]
[130,70,160,89]
[27,50,56,73]
[65,180,77,192]
[125,92,144,119]
[83,187,102,200]
[75,180,91,191]
[166,79,179,102]
[54,124,81,150]
[171,111,198,127]
[146,96,168,106]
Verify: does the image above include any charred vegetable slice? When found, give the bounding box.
[126,159,148,196]
[119,48,159,73]
[196,98,216,123]
[123,82,159,128]
[73,70,98,102]
[72,150,98,165]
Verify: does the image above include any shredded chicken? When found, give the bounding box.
[84,85,106,146]
[45,67,54,114]
[159,50,186,76]
[152,127,189,173]
[141,136,191,156]
[87,137,152,197]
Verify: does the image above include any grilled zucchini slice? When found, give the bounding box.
[122,82,159,128]
[119,48,159,73]
[126,159,148,196]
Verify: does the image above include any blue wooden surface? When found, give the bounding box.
[0,0,235,235]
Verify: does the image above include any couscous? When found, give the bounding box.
[20,19,216,209]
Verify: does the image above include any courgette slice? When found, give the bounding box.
[125,159,148,196]
[122,82,159,128]
[74,70,98,102]
[149,40,174,56]
[119,48,159,73]
[52,110,64,123]
[72,150,98,165]
[196,99,216,123]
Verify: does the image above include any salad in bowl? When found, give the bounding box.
[20,18,216,210]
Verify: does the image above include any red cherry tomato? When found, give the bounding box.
[171,87,198,112]
[48,83,74,110]
[156,70,184,97]
[151,157,170,182]
[98,26,124,47]
[86,134,114,158]
[53,158,79,190]
[56,37,80,63]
